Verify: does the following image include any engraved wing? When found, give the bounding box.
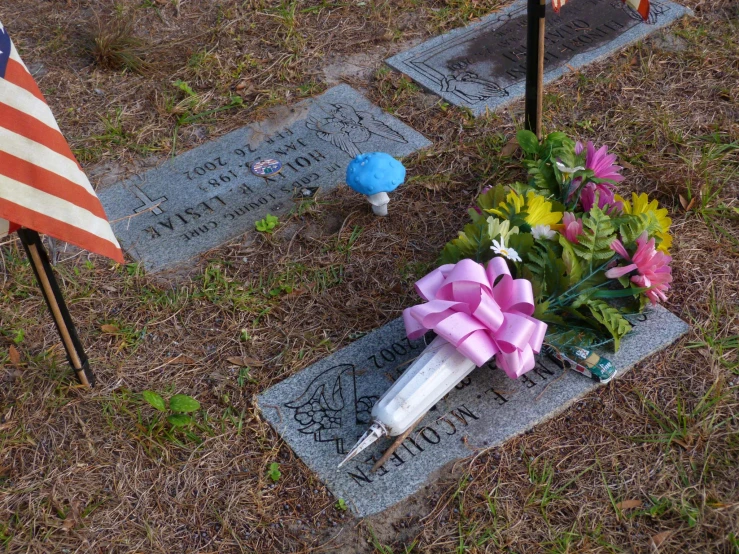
[356,112,407,144]
[306,116,363,157]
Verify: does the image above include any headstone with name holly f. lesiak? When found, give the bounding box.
[99,85,431,272]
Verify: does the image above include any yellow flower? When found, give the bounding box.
[524,191,563,228]
[615,192,672,252]
[487,191,562,229]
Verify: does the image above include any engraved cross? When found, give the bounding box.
[131,185,167,215]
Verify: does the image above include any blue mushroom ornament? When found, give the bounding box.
[345,152,406,216]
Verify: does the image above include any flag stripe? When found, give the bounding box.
[3,58,45,102]
[0,151,108,219]
[0,200,124,262]
[0,173,119,247]
[0,127,95,196]
[0,102,79,166]
[0,30,124,263]
[0,73,60,131]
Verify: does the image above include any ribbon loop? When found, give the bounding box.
[404,258,547,379]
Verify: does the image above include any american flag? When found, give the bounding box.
[552,0,651,20]
[0,22,124,263]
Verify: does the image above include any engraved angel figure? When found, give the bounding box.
[306,103,407,158]
[284,364,377,455]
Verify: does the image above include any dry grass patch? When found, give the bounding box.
[0,0,738,552]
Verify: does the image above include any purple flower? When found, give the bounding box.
[571,141,625,211]
[580,183,624,212]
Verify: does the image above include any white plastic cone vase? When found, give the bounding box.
[339,336,477,467]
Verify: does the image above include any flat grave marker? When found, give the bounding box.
[99,85,431,272]
[257,305,689,517]
[386,0,690,116]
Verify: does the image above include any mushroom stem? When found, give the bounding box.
[367,192,390,216]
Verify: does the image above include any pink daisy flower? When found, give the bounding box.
[561,212,584,243]
[576,141,625,184]
[605,232,673,305]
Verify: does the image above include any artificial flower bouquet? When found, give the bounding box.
[439,130,673,354]
[341,131,674,464]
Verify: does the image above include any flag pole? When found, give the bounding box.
[525,0,546,138]
[17,229,95,387]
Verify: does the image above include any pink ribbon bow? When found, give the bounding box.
[403,258,547,379]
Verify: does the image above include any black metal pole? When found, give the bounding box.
[525,0,546,138]
[17,228,95,387]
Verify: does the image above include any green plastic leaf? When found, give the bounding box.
[559,236,583,286]
[516,130,540,155]
[571,207,616,264]
[528,242,567,298]
[544,131,569,145]
[617,212,661,245]
[507,232,534,260]
[476,184,508,213]
[169,394,201,413]
[439,219,492,264]
[167,414,193,427]
[267,462,281,482]
[524,159,560,197]
[590,286,649,299]
[142,390,166,412]
[585,299,632,350]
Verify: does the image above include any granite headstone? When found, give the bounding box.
[386,0,690,116]
[257,305,689,517]
[99,85,431,271]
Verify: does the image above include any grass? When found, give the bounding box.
[1,0,738,552]
[87,14,149,74]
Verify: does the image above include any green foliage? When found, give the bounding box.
[559,236,583,285]
[267,462,281,482]
[527,241,567,299]
[520,131,580,198]
[440,218,492,264]
[169,394,201,413]
[255,214,279,233]
[583,299,632,350]
[335,498,348,511]
[570,208,616,265]
[142,390,166,412]
[173,79,196,97]
[544,326,612,351]
[506,232,534,261]
[617,211,662,245]
[167,414,193,427]
[470,184,508,223]
[141,390,200,428]
[516,129,539,155]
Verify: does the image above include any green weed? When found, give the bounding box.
[631,383,729,451]
[255,214,279,233]
[267,462,281,482]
